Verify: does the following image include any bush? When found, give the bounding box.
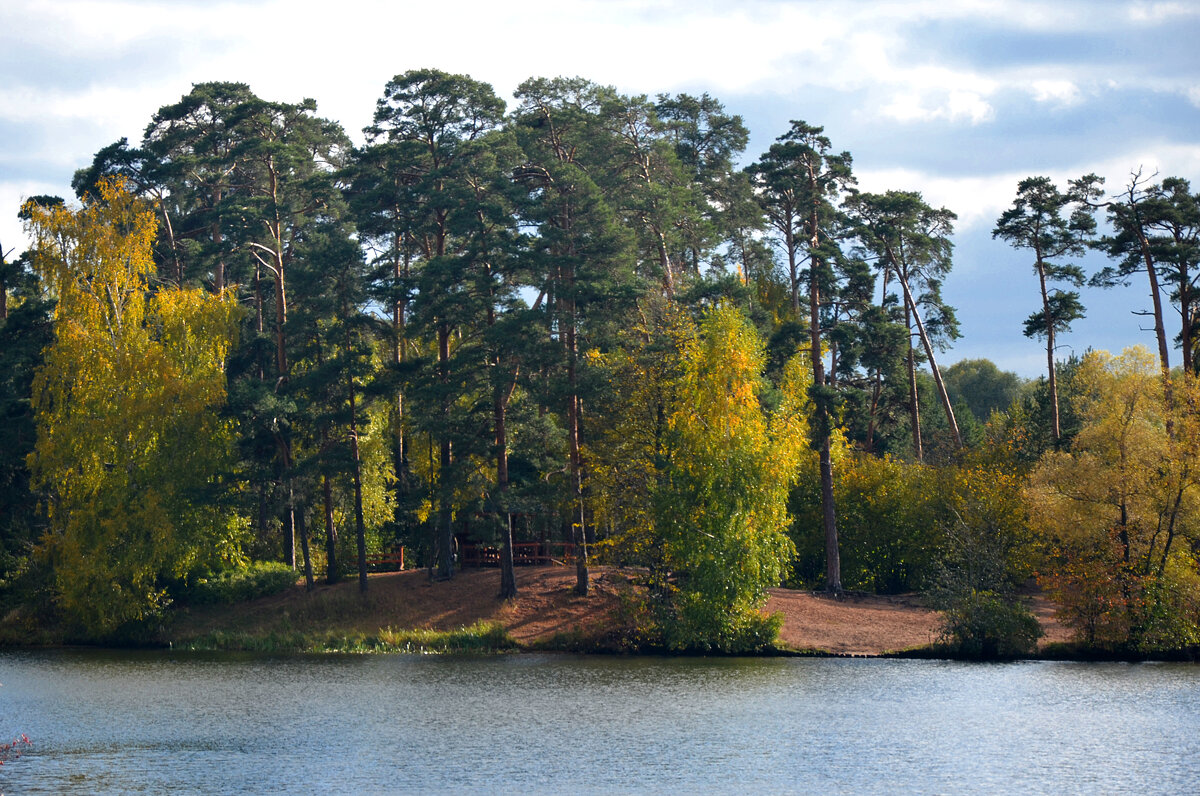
[938,590,1042,659]
[178,562,298,605]
[1125,566,1200,653]
[662,596,784,654]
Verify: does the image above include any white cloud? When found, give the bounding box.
[0,180,64,258]
[3,0,1198,237]
[854,141,1200,239]
[1031,80,1083,106]
[945,90,996,123]
[853,167,1021,232]
[1128,2,1199,23]
[0,84,169,129]
[880,90,994,125]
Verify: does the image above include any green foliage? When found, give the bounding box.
[989,354,1087,462]
[942,359,1026,424]
[1131,568,1200,652]
[586,299,693,566]
[791,451,1036,596]
[651,306,806,650]
[0,281,54,586]
[931,468,1037,596]
[927,466,1041,658]
[937,590,1042,658]
[12,71,1200,662]
[826,454,939,593]
[176,561,297,605]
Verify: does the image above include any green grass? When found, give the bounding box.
[176,620,516,654]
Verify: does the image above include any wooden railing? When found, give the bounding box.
[327,542,575,575]
[459,541,576,568]
[363,549,405,572]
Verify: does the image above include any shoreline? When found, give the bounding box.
[4,566,1196,662]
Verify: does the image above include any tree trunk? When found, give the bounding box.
[323,473,339,585]
[272,247,288,376]
[865,367,883,454]
[346,321,369,594]
[494,364,518,600]
[896,273,962,450]
[1180,257,1195,375]
[906,330,922,461]
[0,243,7,322]
[351,409,368,594]
[211,186,224,293]
[819,436,840,591]
[1136,232,1171,376]
[437,322,455,580]
[296,495,314,591]
[568,327,589,596]
[902,293,923,461]
[808,252,841,593]
[1036,260,1062,442]
[787,228,800,318]
[283,483,296,570]
[1157,481,1186,577]
[656,230,675,299]
[153,202,181,287]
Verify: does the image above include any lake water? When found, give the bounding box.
[1,650,1198,794]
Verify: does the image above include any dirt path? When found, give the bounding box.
[173,566,1071,655]
[766,590,941,655]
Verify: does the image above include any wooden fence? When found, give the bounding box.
[458,540,576,568]
[336,541,575,574]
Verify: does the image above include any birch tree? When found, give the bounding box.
[25,179,241,633]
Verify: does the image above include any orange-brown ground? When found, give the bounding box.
[171,565,1072,655]
[765,588,1071,655]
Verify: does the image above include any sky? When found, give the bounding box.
[3,0,1199,377]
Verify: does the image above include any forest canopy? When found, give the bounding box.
[1,70,1198,655]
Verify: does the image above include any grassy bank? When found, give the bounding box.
[178,621,517,655]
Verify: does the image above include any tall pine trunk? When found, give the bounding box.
[896,272,961,450]
[296,495,314,591]
[436,322,455,580]
[346,319,369,593]
[808,211,840,593]
[567,307,589,596]
[323,473,339,585]
[1,243,7,322]
[1035,255,1062,441]
[495,385,517,599]
[490,292,519,599]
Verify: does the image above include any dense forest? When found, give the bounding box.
[1,70,1198,654]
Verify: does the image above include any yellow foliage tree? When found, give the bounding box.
[1028,346,1200,649]
[586,300,693,564]
[653,305,810,650]
[25,179,243,634]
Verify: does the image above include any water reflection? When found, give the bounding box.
[1,651,1197,794]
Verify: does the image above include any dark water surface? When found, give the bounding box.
[1,650,1198,794]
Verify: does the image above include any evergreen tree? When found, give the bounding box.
[513,76,641,595]
[748,120,854,592]
[362,69,521,587]
[0,247,54,591]
[848,190,962,458]
[993,175,1102,442]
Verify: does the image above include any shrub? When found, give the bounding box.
[938,590,1042,658]
[179,562,298,605]
[1131,573,1200,653]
